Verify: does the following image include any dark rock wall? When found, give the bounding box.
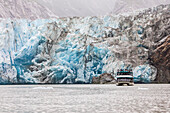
[151,36,170,83]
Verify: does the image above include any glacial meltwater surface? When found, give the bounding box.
[0,84,170,113]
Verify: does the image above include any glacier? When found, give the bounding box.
[0,4,169,84]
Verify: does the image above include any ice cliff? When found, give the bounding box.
[0,4,169,84]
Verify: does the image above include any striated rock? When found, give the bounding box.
[92,73,115,84]
[151,36,170,83]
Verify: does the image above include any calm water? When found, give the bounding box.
[0,84,170,113]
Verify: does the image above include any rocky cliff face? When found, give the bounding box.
[35,0,170,17]
[111,0,170,14]
[0,4,169,84]
[92,73,115,84]
[0,0,56,19]
[151,36,170,83]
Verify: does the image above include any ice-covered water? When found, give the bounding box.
[0,84,169,113]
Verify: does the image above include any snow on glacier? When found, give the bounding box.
[0,14,157,84]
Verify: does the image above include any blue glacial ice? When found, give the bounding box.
[0,16,157,84]
[133,65,157,83]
